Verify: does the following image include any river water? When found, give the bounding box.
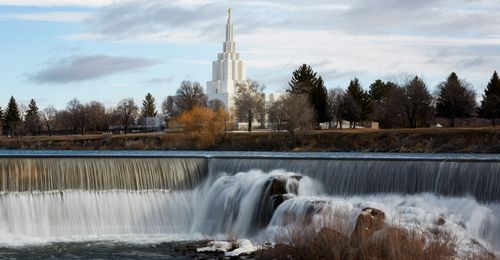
[0,150,499,258]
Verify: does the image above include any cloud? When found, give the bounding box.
[0,0,121,7]
[29,55,158,84]
[75,0,500,43]
[142,76,175,85]
[58,0,500,89]
[0,12,91,23]
[337,0,500,35]
[69,0,350,43]
[88,1,221,40]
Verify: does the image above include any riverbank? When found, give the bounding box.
[0,127,499,153]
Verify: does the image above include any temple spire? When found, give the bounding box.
[226,8,233,42]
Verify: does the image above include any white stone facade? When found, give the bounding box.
[206,9,247,113]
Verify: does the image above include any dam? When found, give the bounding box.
[0,151,499,256]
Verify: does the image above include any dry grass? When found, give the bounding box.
[258,225,458,260]
[1,127,500,152]
[257,214,496,260]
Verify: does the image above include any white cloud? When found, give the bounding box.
[29,55,158,84]
[0,0,121,7]
[29,0,498,90]
[1,12,91,23]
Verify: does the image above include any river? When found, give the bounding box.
[0,150,499,258]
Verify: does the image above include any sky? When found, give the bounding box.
[0,0,499,110]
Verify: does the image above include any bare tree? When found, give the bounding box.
[161,96,179,128]
[54,110,72,132]
[208,99,225,112]
[175,81,207,113]
[85,101,107,133]
[268,99,286,131]
[281,93,315,146]
[66,98,86,135]
[327,88,346,128]
[115,98,138,134]
[234,80,265,132]
[42,106,57,136]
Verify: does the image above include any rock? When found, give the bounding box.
[253,176,299,230]
[269,178,287,196]
[351,207,386,246]
[436,217,446,226]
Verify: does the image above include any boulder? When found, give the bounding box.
[269,178,287,196]
[351,207,386,246]
[436,217,446,226]
[252,176,298,230]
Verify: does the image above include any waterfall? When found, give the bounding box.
[0,158,207,192]
[209,158,500,202]
[0,190,193,238]
[0,154,499,253]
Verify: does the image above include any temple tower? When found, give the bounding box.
[206,9,247,112]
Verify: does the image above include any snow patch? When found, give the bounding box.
[196,239,259,256]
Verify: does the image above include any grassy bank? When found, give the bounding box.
[0,127,499,153]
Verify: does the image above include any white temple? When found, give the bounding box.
[206,9,247,112]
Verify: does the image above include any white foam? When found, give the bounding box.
[0,169,498,256]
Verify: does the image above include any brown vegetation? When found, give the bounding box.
[257,207,494,260]
[0,127,499,152]
[173,106,230,148]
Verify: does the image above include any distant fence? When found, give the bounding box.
[2,127,165,137]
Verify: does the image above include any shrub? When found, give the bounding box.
[174,106,229,148]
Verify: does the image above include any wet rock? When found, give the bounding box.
[253,176,299,230]
[269,178,287,196]
[436,217,446,226]
[351,207,386,246]
[457,221,466,229]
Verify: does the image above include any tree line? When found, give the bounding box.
[269,65,500,130]
[0,80,225,136]
[1,66,499,137]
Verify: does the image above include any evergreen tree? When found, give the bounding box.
[346,78,372,125]
[288,65,329,125]
[369,80,400,128]
[24,99,40,135]
[479,71,500,126]
[436,72,476,127]
[287,64,318,94]
[369,79,392,101]
[403,76,433,128]
[341,94,361,128]
[4,96,21,136]
[141,93,158,118]
[309,76,329,125]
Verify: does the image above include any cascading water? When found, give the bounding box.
[0,153,499,256]
[0,158,207,191]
